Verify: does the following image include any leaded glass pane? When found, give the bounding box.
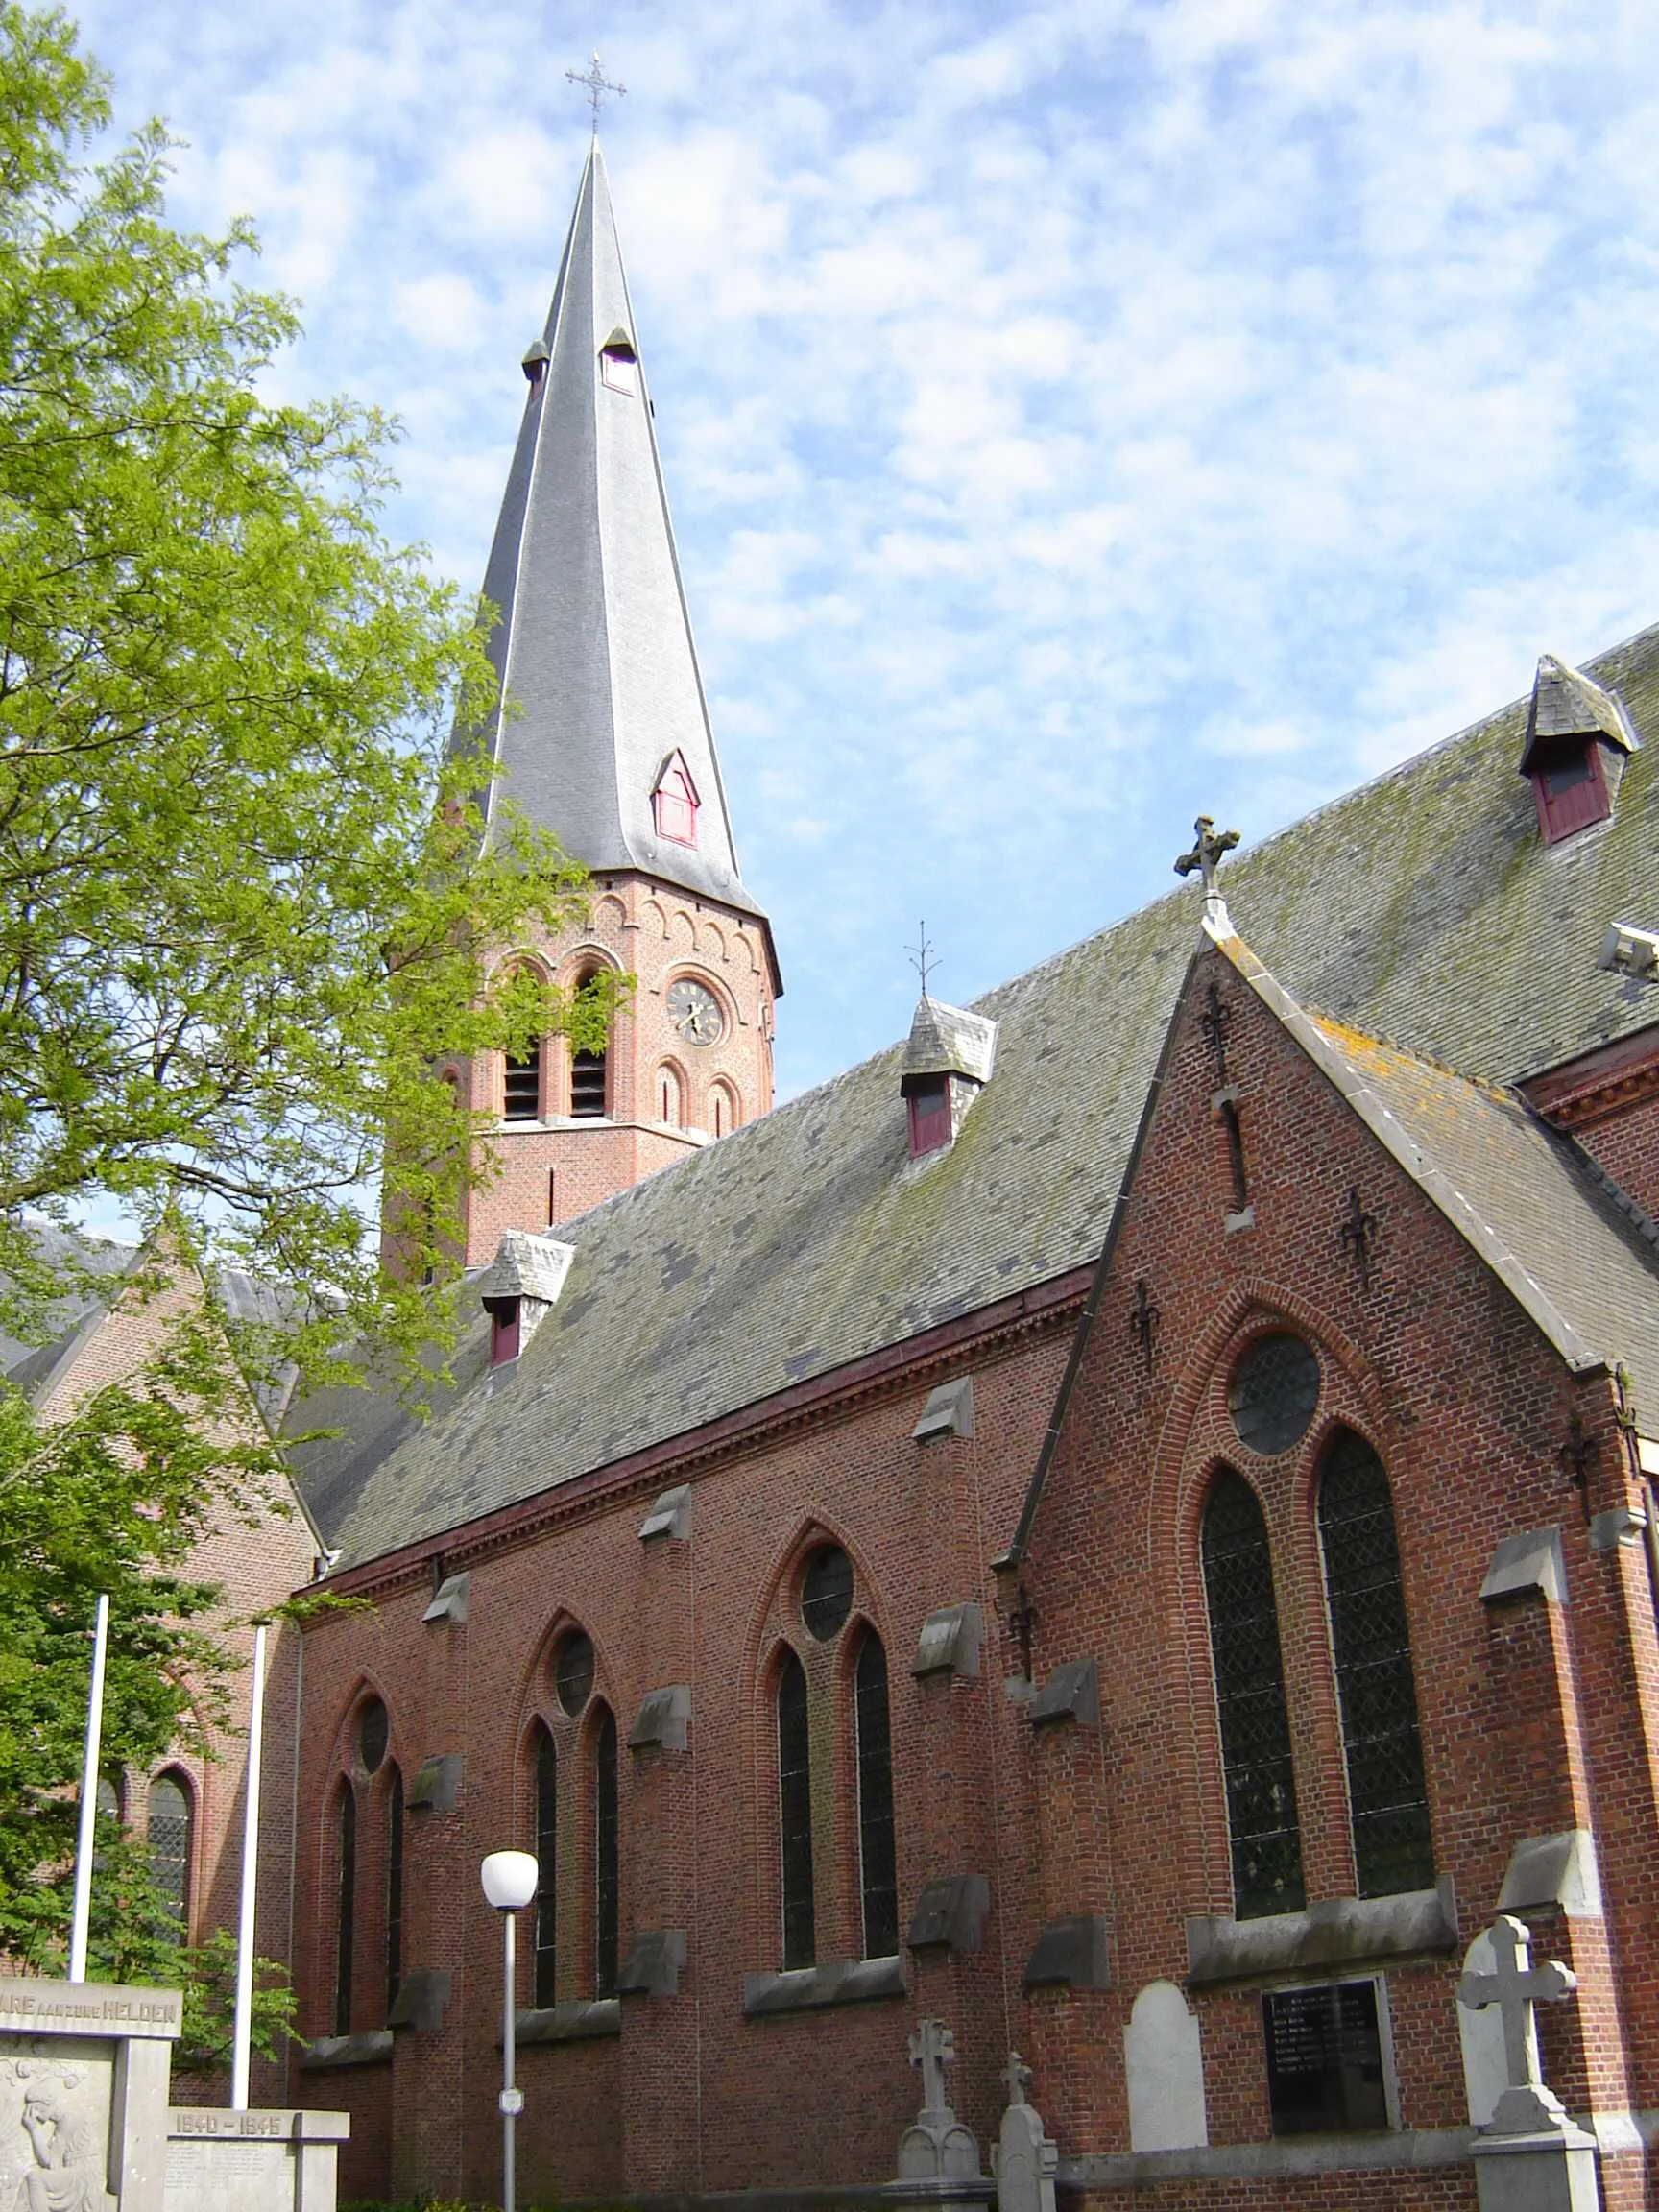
[1319,1430,1433,1897]
[556,1632,594,1716]
[334,1784,356,2035]
[778,1650,815,1968]
[595,1708,619,1997]
[802,1547,853,1641]
[534,1729,558,2007]
[147,1773,191,1938]
[1228,1334,1320,1455]
[358,1696,388,1774]
[855,1634,899,1958]
[385,1768,404,2015]
[1201,1473,1305,1919]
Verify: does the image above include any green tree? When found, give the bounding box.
[0,1,615,1374]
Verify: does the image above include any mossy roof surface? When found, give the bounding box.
[294,622,1659,1569]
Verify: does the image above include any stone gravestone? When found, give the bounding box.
[991,2053,1055,2212]
[1457,1929,1508,2129]
[1456,1915,1599,2212]
[884,2019,993,2208]
[1123,1981,1207,2153]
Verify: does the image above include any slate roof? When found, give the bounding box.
[293,623,1659,1572]
[461,142,767,934]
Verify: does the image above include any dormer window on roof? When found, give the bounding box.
[901,996,998,1161]
[653,751,700,848]
[599,327,639,396]
[1520,653,1639,847]
[478,1229,575,1368]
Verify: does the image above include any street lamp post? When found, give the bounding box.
[481,1849,539,2212]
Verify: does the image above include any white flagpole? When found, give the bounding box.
[67,1593,109,1984]
[230,1623,268,2110]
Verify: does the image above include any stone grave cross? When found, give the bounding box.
[1457,1913,1577,2134]
[1001,2051,1032,2108]
[910,2019,957,2115]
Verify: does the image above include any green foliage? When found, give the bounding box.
[0,1320,268,1963]
[0,2,619,1377]
[85,1827,297,2074]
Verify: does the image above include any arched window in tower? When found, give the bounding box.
[384,1765,405,2015]
[504,1035,541,1121]
[594,1707,619,1997]
[333,1782,356,2035]
[533,1726,558,2008]
[777,1649,815,1969]
[854,1631,899,1958]
[652,750,700,848]
[658,1064,683,1127]
[1318,1429,1433,1897]
[1201,1471,1305,1920]
[710,1080,739,1139]
[147,1771,193,1938]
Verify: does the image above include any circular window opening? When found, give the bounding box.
[555,1632,595,1717]
[358,1696,389,1774]
[801,1546,854,1641]
[1228,1332,1321,1455]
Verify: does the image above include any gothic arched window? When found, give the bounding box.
[533,1726,558,2007]
[777,1649,815,1969]
[385,1765,405,2016]
[854,1632,899,1958]
[594,1707,619,1996]
[1201,1472,1305,1920]
[504,1037,541,1121]
[1318,1429,1433,1896]
[147,1771,193,1938]
[333,1782,356,2035]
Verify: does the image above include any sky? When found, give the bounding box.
[68,0,1659,1108]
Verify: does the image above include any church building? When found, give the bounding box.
[276,142,1659,2212]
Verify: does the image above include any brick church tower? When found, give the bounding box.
[437,144,780,1263]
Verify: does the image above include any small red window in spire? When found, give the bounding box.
[600,338,639,396]
[653,751,700,848]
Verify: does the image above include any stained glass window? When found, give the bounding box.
[334,1783,356,2035]
[147,1772,192,1938]
[556,1632,594,1716]
[1229,1334,1320,1455]
[778,1649,815,1968]
[534,1727,558,2007]
[855,1634,899,1958]
[802,1547,854,1641]
[358,1696,388,1774]
[594,1707,619,1997]
[1318,1430,1433,1897]
[385,1767,404,2016]
[1201,1472,1305,1919]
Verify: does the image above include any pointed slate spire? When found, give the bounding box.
[465,144,767,927]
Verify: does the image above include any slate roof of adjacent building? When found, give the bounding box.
[459,140,767,936]
[292,621,1659,1572]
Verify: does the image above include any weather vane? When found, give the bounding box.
[565,52,626,131]
[906,921,938,998]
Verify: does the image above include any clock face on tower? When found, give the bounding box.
[667,977,724,1047]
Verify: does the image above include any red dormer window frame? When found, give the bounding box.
[653,751,701,848]
[486,1297,521,1367]
[1529,737,1611,846]
[906,1076,951,1158]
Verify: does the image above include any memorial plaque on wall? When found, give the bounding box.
[1262,1979,1388,2134]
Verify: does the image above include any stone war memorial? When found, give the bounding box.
[0,1978,345,2212]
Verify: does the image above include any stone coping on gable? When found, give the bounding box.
[1057,2128,1476,2187]
[1186,1880,1458,1984]
[743,1955,906,2017]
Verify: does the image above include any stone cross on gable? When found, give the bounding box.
[1457,1913,1578,2135]
[909,2019,956,2114]
[1174,816,1241,897]
[1002,2052,1032,2108]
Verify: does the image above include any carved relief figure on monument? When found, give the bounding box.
[0,2058,115,2212]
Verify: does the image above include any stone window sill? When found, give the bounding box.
[743,1955,905,2017]
[1186,1879,1456,1985]
[509,1998,621,2046]
[299,2030,394,2071]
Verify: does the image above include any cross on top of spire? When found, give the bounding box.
[566,52,626,131]
[1174,815,1240,896]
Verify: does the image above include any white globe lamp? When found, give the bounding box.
[481,1848,541,2212]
